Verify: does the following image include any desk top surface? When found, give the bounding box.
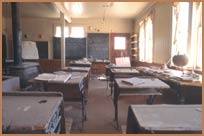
[62,66,91,72]
[130,104,202,132]
[70,60,91,65]
[3,92,63,132]
[106,65,132,69]
[115,77,170,89]
[31,72,88,85]
[111,68,139,74]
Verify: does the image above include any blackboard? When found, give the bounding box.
[53,37,86,60]
[66,38,86,60]
[36,41,48,59]
[53,37,61,59]
[87,33,109,60]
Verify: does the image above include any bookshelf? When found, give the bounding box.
[130,33,139,62]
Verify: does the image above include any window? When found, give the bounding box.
[172,2,202,69]
[114,37,126,50]
[145,17,153,63]
[55,26,69,37]
[139,22,145,61]
[70,27,85,38]
[139,16,153,63]
[190,2,202,69]
[172,2,189,56]
[196,26,202,68]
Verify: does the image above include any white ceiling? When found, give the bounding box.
[69,2,154,19]
[3,2,155,20]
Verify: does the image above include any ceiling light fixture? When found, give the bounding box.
[88,2,114,32]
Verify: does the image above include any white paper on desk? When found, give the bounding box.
[71,72,81,76]
[34,73,56,81]
[121,77,145,86]
[53,71,68,75]
[70,72,82,79]
[50,74,72,83]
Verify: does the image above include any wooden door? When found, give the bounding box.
[110,33,130,63]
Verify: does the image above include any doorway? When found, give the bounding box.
[110,33,130,63]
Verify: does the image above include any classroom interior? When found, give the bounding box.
[2,2,202,134]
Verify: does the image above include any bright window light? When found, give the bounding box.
[55,26,69,38]
[70,27,85,38]
[172,2,189,55]
[196,27,202,68]
[72,2,82,15]
[139,17,153,63]
[114,37,126,50]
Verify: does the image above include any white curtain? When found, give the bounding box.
[145,17,153,63]
[139,16,153,63]
[188,2,202,69]
[172,2,189,57]
[139,22,145,62]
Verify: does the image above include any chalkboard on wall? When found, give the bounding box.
[87,33,109,60]
[53,37,86,60]
[53,37,60,59]
[36,41,48,59]
[66,38,86,60]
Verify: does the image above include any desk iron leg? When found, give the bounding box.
[110,82,113,96]
[80,90,87,129]
[146,95,155,104]
[114,83,119,129]
[177,85,185,104]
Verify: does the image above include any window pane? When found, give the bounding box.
[196,27,202,68]
[139,24,145,61]
[139,17,153,63]
[70,27,85,38]
[172,2,189,56]
[145,18,153,63]
[55,26,69,37]
[114,37,126,50]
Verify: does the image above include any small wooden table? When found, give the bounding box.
[126,105,202,134]
[3,92,65,134]
[105,65,132,77]
[91,60,110,75]
[114,77,170,128]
